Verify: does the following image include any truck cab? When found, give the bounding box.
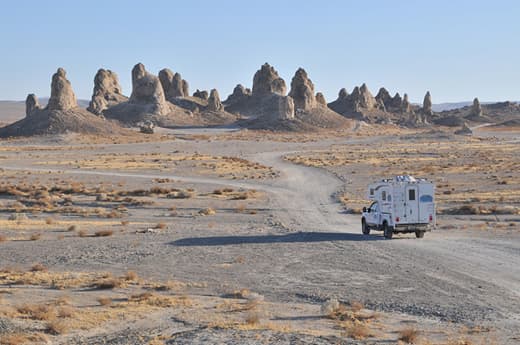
[361,175,435,239]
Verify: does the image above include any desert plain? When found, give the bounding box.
[0,122,518,345]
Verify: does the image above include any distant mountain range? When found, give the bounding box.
[431,101,520,112]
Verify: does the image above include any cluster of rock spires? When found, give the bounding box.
[3,61,510,138]
[0,68,125,137]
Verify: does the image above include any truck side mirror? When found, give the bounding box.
[362,207,367,213]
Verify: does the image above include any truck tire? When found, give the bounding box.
[415,231,425,238]
[362,219,370,235]
[383,222,393,239]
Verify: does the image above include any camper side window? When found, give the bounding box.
[370,189,374,196]
[408,189,416,201]
[382,191,386,201]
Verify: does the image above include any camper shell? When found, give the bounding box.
[361,175,435,239]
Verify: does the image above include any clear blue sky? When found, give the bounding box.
[1,0,518,103]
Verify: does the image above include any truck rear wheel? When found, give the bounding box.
[415,231,425,238]
[362,219,370,235]
[383,222,393,239]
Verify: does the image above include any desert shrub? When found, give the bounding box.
[93,277,121,290]
[0,235,7,242]
[245,311,261,325]
[167,190,193,199]
[155,223,167,230]
[45,320,68,335]
[398,327,419,343]
[343,321,370,340]
[29,233,41,241]
[94,230,113,237]
[199,207,216,216]
[124,270,139,281]
[77,230,88,237]
[30,263,48,272]
[67,225,77,232]
[97,297,112,306]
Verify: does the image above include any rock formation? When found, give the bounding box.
[193,89,209,100]
[338,88,349,99]
[470,97,483,117]
[87,69,127,115]
[182,79,189,97]
[252,63,286,96]
[47,68,77,111]
[422,91,433,115]
[288,68,316,110]
[129,63,168,115]
[25,94,40,116]
[375,87,392,106]
[223,84,251,106]
[207,89,223,111]
[315,92,326,106]
[158,69,185,100]
[402,94,411,113]
[357,84,377,109]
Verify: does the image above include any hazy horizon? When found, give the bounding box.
[1,0,519,103]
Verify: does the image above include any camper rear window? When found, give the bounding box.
[370,189,374,196]
[408,189,416,201]
[382,191,386,200]
[420,195,433,202]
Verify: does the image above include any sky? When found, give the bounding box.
[0,0,519,103]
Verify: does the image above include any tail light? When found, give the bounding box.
[396,217,400,222]
[429,215,433,222]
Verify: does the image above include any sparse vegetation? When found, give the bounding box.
[398,327,420,343]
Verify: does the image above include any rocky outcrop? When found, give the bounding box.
[316,92,326,106]
[422,91,433,115]
[207,89,223,111]
[252,63,286,96]
[129,63,168,115]
[182,79,189,97]
[87,69,127,115]
[223,84,251,107]
[328,83,376,118]
[159,69,185,100]
[470,97,483,117]
[338,88,349,99]
[402,94,411,113]
[25,94,41,116]
[288,68,316,110]
[47,68,77,111]
[193,89,209,100]
[375,87,392,107]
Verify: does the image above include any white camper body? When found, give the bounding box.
[361,175,435,239]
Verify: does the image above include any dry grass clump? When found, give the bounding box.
[97,296,112,306]
[45,217,55,225]
[29,233,41,241]
[0,333,49,345]
[128,292,193,308]
[398,327,420,343]
[92,275,123,290]
[67,225,77,232]
[17,303,56,321]
[30,263,48,272]
[342,321,371,340]
[167,190,194,199]
[121,220,130,226]
[94,230,113,237]
[154,223,167,230]
[245,310,261,325]
[124,270,139,281]
[0,235,7,242]
[45,319,68,335]
[77,229,88,237]
[199,207,216,216]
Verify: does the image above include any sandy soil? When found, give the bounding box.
[0,128,518,344]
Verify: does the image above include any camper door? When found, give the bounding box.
[405,185,419,223]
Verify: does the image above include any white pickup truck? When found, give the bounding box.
[361,175,436,239]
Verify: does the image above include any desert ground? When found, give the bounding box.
[0,126,519,344]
